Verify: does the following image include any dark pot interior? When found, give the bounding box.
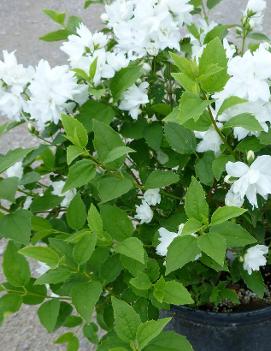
[163,305,271,351]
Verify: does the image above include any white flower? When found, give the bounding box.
[225,190,244,208]
[225,156,271,208]
[156,227,180,256]
[244,0,266,31]
[0,51,33,120]
[5,161,23,179]
[23,196,33,210]
[195,124,223,155]
[243,244,268,275]
[119,82,149,119]
[26,60,79,131]
[51,180,76,207]
[143,189,161,206]
[135,201,153,224]
[217,44,271,103]
[223,38,236,60]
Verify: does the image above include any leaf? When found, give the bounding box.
[145,331,193,351]
[0,148,32,174]
[62,115,88,148]
[19,246,60,268]
[178,92,211,123]
[212,155,234,180]
[93,120,124,167]
[72,281,102,322]
[145,170,179,189]
[211,206,247,225]
[100,205,133,241]
[0,294,22,317]
[103,146,135,164]
[223,113,263,131]
[55,333,79,351]
[198,232,226,266]
[112,297,141,343]
[195,152,215,186]
[72,231,97,265]
[43,9,66,25]
[217,96,247,115]
[87,204,104,239]
[40,29,70,41]
[3,241,30,287]
[169,52,198,78]
[164,122,197,154]
[66,145,84,165]
[63,159,96,192]
[115,237,145,264]
[136,318,171,349]
[67,194,87,230]
[35,267,72,285]
[97,176,133,203]
[110,63,143,101]
[130,272,152,291]
[199,37,228,92]
[207,0,223,8]
[0,177,18,202]
[166,235,201,275]
[0,209,32,244]
[184,177,209,223]
[154,278,194,305]
[210,222,256,247]
[38,300,60,332]
[240,270,265,298]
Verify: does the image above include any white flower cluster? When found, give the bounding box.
[243,244,268,275]
[103,0,193,58]
[0,51,87,131]
[135,188,161,224]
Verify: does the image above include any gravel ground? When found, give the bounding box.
[0,1,270,350]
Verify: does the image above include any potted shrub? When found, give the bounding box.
[0,0,271,350]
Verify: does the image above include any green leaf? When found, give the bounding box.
[136,318,171,349]
[63,159,96,192]
[198,232,226,266]
[0,177,18,202]
[211,206,247,225]
[166,235,201,275]
[130,272,152,291]
[164,122,197,154]
[67,194,87,230]
[145,170,179,189]
[38,299,60,332]
[3,241,30,287]
[93,120,124,167]
[195,152,215,186]
[110,63,143,101]
[178,92,211,123]
[97,176,133,203]
[43,9,66,25]
[210,222,256,247]
[154,277,194,305]
[100,205,133,241]
[72,230,97,265]
[145,331,193,351]
[0,294,22,317]
[169,52,198,78]
[112,297,141,343]
[72,281,102,322]
[115,237,145,264]
[0,148,32,174]
[0,120,20,137]
[199,37,228,92]
[184,177,209,223]
[240,270,265,298]
[212,155,234,180]
[217,96,246,115]
[204,25,227,44]
[103,146,135,164]
[181,218,202,236]
[87,204,104,239]
[0,209,32,244]
[40,29,70,41]
[207,0,223,8]
[62,115,88,148]
[77,100,115,132]
[55,332,79,351]
[19,246,60,268]
[67,145,84,165]
[223,113,263,131]
[66,15,82,33]
[35,267,72,285]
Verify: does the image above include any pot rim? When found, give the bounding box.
[170,305,271,326]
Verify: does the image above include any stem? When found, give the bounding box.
[201,0,209,24]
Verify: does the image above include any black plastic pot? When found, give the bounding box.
[164,305,271,351]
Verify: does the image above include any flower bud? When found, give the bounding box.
[247,150,255,163]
